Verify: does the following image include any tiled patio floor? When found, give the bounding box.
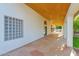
[2,34,71,56]
[73,49,79,56]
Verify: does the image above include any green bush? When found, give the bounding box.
[56,26,62,29]
[73,16,79,48]
[73,36,79,48]
[73,16,79,32]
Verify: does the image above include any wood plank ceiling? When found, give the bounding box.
[26,3,70,26]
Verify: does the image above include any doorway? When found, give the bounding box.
[44,26,47,36]
[44,21,47,36]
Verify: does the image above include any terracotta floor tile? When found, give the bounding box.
[30,50,44,56]
[2,34,71,56]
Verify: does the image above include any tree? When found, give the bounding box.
[73,16,79,32]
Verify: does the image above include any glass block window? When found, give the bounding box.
[4,16,23,41]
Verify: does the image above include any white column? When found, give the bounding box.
[66,16,73,47]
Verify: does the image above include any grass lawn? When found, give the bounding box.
[73,36,79,48]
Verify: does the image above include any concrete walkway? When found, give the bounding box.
[2,34,71,56]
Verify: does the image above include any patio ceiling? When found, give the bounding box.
[26,3,70,25]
